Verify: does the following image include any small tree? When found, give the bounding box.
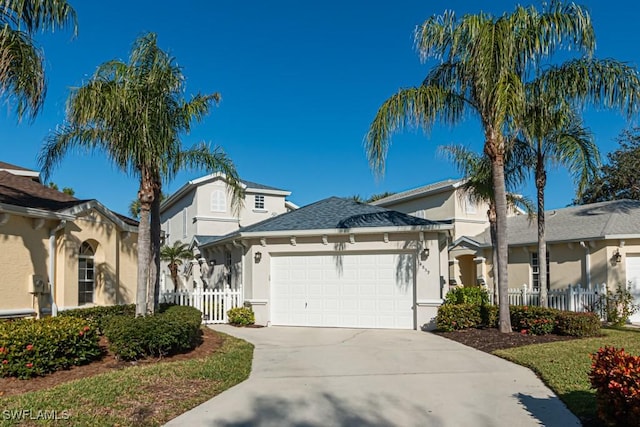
[160,241,194,291]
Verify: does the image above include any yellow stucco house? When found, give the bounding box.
[0,161,138,318]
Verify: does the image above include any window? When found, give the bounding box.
[182,209,187,238]
[254,194,265,210]
[531,251,550,291]
[78,242,95,305]
[211,190,226,212]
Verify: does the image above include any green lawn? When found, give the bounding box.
[0,332,253,427]
[495,327,640,425]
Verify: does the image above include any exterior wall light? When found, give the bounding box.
[420,248,430,259]
[614,249,622,264]
[254,251,262,263]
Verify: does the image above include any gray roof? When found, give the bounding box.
[194,235,223,245]
[472,199,640,246]
[242,179,286,192]
[200,197,451,246]
[371,179,461,206]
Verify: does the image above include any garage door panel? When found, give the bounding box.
[271,254,414,329]
[626,255,640,323]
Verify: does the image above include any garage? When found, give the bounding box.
[626,254,640,323]
[270,253,414,329]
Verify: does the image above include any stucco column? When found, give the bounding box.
[448,258,460,286]
[474,257,487,288]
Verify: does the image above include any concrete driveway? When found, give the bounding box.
[165,326,580,427]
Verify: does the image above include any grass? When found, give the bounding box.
[0,333,253,427]
[495,327,640,425]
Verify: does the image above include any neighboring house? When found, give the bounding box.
[371,179,522,287]
[0,162,138,318]
[451,200,640,322]
[198,197,453,330]
[159,173,294,290]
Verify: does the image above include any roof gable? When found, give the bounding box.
[371,179,463,206]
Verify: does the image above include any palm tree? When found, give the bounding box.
[518,91,599,307]
[0,0,77,119]
[160,240,194,291]
[365,2,640,332]
[439,144,533,302]
[39,33,242,316]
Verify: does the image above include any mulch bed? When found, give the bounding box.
[434,327,579,353]
[0,327,224,398]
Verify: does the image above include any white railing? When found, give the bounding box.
[507,283,606,314]
[160,287,242,324]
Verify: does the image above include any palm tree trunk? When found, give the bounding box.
[147,181,161,314]
[537,159,548,308]
[488,204,499,305]
[170,263,179,291]
[486,135,512,333]
[136,173,154,316]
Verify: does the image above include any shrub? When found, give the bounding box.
[436,304,482,331]
[0,317,101,379]
[596,283,639,326]
[227,307,255,326]
[58,304,135,333]
[590,346,640,426]
[555,311,601,337]
[444,286,490,306]
[480,304,499,328]
[103,306,202,361]
[510,306,558,335]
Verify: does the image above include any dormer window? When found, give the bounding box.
[255,194,265,210]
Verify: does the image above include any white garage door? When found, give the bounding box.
[626,255,640,323]
[271,253,414,329]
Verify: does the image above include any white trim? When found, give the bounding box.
[372,180,463,206]
[285,200,299,210]
[0,168,40,179]
[604,234,640,240]
[453,218,488,225]
[0,202,75,221]
[416,299,444,307]
[245,299,268,305]
[252,209,268,213]
[0,308,36,318]
[247,188,289,196]
[194,215,239,223]
[60,200,137,232]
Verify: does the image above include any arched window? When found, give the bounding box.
[78,241,95,305]
[210,190,226,212]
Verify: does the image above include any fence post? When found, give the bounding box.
[224,285,231,323]
[522,283,528,306]
[568,285,575,312]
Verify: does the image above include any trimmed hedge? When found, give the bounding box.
[590,346,640,426]
[227,307,255,326]
[444,286,490,306]
[103,305,202,361]
[510,306,558,335]
[0,317,101,379]
[436,303,497,331]
[58,304,135,333]
[556,311,601,337]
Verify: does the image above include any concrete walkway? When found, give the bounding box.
[165,326,580,427]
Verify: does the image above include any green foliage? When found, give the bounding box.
[0,317,101,379]
[480,304,499,328]
[444,286,490,306]
[590,346,640,426]
[596,283,640,326]
[510,306,558,335]
[58,304,135,334]
[103,306,202,361]
[555,312,601,337]
[227,307,255,326]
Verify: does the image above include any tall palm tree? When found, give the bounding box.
[0,0,77,119]
[365,2,640,332]
[439,144,533,301]
[160,240,194,291]
[518,91,599,307]
[39,33,242,316]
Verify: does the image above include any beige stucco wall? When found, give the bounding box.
[240,191,288,227]
[216,231,447,330]
[0,214,52,314]
[382,191,455,222]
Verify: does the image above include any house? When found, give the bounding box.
[197,197,453,330]
[451,199,640,322]
[371,179,522,288]
[0,161,138,318]
[159,173,295,290]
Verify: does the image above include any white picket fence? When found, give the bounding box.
[507,283,606,313]
[160,288,242,324]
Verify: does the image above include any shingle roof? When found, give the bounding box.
[200,197,451,246]
[242,179,286,192]
[371,179,462,206]
[194,235,223,245]
[0,171,85,211]
[472,199,640,246]
[0,161,36,172]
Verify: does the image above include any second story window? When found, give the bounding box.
[255,194,265,210]
[211,190,226,212]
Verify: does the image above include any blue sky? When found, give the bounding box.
[2,0,639,216]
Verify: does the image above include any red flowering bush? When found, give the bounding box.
[0,317,101,379]
[510,306,558,335]
[590,346,640,426]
